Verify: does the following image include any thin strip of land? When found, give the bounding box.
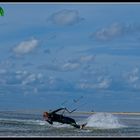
[73,111,140,115]
[1,110,140,115]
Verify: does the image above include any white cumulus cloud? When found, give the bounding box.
[13,38,39,55]
[93,23,123,41]
[49,9,84,26]
[91,22,140,42]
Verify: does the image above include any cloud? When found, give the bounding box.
[90,22,140,41]
[0,69,44,86]
[21,73,43,86]
[124,67,139,84]
[124,23,140,35]
[0,68,74,92]
[13,38,39,55]
[38,54,95,72]
[67,55,95,63]
[48,9,84,26]
[97,78,111,89]
[61,62,80,71]
[121,67,140,91]
[37,64,60,71]
[21,74,36,85]
[91,23,123,41]
[38,62,80,72]
[77,76,112,90]
[79,55,95,63]
[129,76,139,83]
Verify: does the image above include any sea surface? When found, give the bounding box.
[0,111,140,137]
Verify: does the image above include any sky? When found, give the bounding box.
[0,3,140,112]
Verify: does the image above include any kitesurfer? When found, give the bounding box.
[43,108,86,129]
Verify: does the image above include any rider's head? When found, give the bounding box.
[43,112,49,119]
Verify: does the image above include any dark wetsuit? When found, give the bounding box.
[46,108,81,128]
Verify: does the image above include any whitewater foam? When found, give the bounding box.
[85,112,125,129]
[51,122,73,128]
[0,118,48,126]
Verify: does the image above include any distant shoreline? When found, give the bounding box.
[0,110,140,115]
[74,111,140,115]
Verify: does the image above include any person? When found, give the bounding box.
[43,108,86,129]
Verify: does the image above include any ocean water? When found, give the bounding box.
[0,111,140,137]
